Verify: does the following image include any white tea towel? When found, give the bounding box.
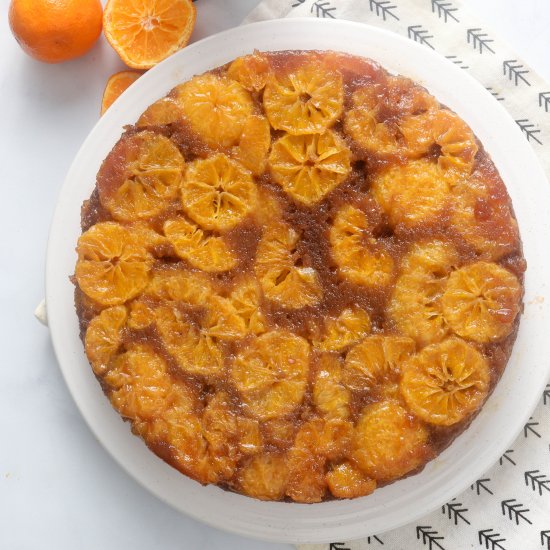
[244,2,550,549]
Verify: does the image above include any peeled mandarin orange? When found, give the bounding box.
[101,71,141,115]
[9,0,102,63]
[103,0,196,69]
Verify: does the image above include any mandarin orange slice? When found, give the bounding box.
[76,222,152,306]
[85,306,127,375]
[371,159,453,227]
[269,131,351,205]
[352,400,431,481]
[239,454,289,501]
[255,221,322,308]
[441,262,521,343]
[313,306,371,352]
[101,71,141,115]
[263,60,343,134]
[330,205,394,287]
[98,131,184,222]
[401,338,490,426]
[137,97,182,127]
[343,336,415,395]
[326,462,377,499]
[232,114,271,175]
[231,331,309,420]
[103,0,196,70]
[388,240,458,346]
[174,74,254,148]
[227,52,270,92]
[163,217,237,272]
[313,354,351,420]
[181,154,257,231]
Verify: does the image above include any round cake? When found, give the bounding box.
[74,50,525,503]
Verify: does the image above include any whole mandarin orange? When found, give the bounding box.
[9,0,103,63]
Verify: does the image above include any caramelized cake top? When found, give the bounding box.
[74,50,524,502]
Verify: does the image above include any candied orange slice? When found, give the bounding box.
[237,416,263,456]
[231,330,309,420]
[103,0,196,70]
[401,338,490,425]
[371,159,452,227]
[146,268,212,304]
[181,154,257,231]
[330,205,394,287]
[227,52,270,92]
[268,131,351,205]
[85,306,127,375]
[101,71,141,115]
[76,222,152,306]
[163,217,237,272]
[441,262,521,343]
[127,299,155,331]
[98,131,184,222]
[400,109,478,173]
[388,240,458,346]
[205,277,266,340]
[352,400,430,481]
[263,61,343,134]
[326,462,377,499]
[255,221,322,308]
[155,305,224,379]
[137,97,182,127]
[239,454,288,501]
[343,336,415,395]
[451,177,519,261]
[313,354,351,420]
[313,306,371,352]
[174,74,254,147]
[104,344,172,420]
[232,114,271,175]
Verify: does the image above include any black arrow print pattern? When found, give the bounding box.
[524,417,542,438]
[369,0,399,21]
[416,525,445,549]
[515,119,543,145]
[503,59,531,86]
[471,478,494,495]
[441,499,470,525]
[446,55,469,69]
[407,25,435,49]
[524,470,550,496]
[466,28,495,54]
[543,384,550,404]
[329,543,350,550]
[310,0,336,17]
[501,499,532,525]
[486,87,505,101]
[478,529,507,550]
[430,0,459,23]
[366,535,384,545]
[499,449,516,466]
[541,530,550,550]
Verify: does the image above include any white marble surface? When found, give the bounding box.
[0,1,548,549]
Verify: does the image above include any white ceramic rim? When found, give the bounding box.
[46,18,550,544]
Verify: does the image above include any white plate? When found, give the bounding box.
[46,18,550,544]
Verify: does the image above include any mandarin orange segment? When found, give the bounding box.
[401,338,490,426]
[263,61,343,134]
[104,344,172,420]
[269,131,351,205]
[343,336,415,395]
[352,400,431,481]
[388,240,459,346]
[85,306,127,375]
[174,74,254,147]
[232,114,271,175]
[181,154,257,231]
[137,97,183,127]
[371,159,453,227]
[103,0,196,70]
[146,268,213,304]
[239,454,288,501]
[155,305,224,379]
[400,109,478,173]
[98,131,184,222]
[101,71,141,115]
[330,205,394,287]
[313,354,351,420]
[313,307,371,352]
[76,222,152,306]
[255,221,323,308]
[451,177,520,261]
[227,52,270,92]
[326,462,377,499]
[441,262,521,343]
[163,217,237,272]
[231,331,309,420]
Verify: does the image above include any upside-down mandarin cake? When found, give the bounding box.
[73,50,525,502]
